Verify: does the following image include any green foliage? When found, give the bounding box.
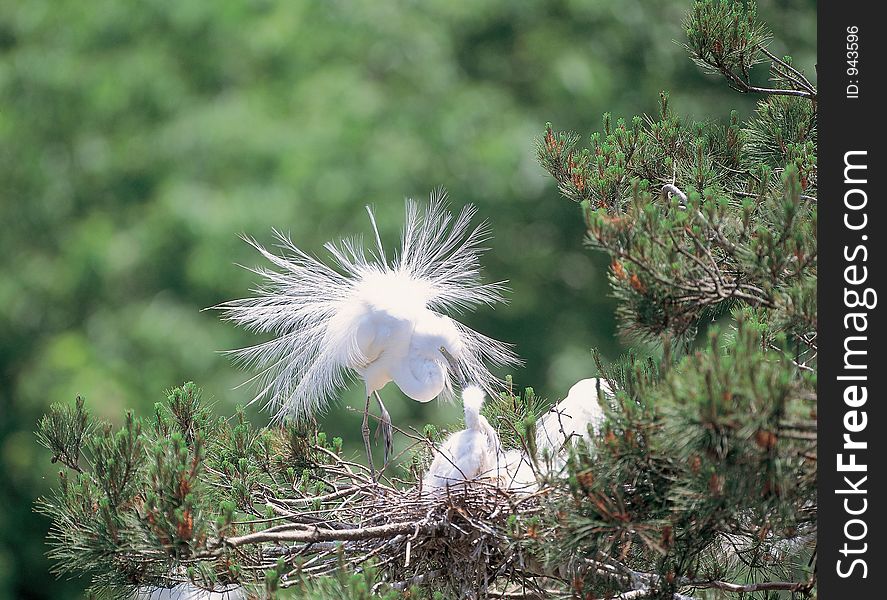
[538,81,816,349]
[36,394,92,473]
[144,432,205,556]
[153,383,214,446]
[38,383,475,597]
[745,95,817,169]
[288,560,404,600]
[91,413,144,521]
[549,323,815,598]
[19,0,816,597]
[36,387,207,595]
[684,0,817,100]
[483,375,548,451]
[685,0,772,78]
[534,1,817,596]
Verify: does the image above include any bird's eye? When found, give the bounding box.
[438,346,465,384]
[438,346,454,368]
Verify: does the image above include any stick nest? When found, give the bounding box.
[213,445,561,598]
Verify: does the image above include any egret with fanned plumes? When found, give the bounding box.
[217,190,519,477]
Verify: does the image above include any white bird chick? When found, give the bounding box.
[218,190,519,477]
[499,378,613,493]
[497,448,538,493]
[535,377,610,456]
[423,385,503,490]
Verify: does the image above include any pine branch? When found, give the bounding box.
[36,1,817,597]
[226,520,429,547]
[36,395,92,473]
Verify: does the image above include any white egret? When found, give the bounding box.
[423,385,504,490]
[534,377,610,456]
[218,190,519,477]
[499,377,613,492]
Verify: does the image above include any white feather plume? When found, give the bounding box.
[217,189,520,420]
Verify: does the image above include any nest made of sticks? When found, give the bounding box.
[206,443,565,599]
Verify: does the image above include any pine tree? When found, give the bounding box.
[36,2,816,598]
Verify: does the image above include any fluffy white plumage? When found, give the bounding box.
[422,378,612,494]
[498,378,613,492]
[423,385,504,490]
[535,377,609,455]
[218,189,519,421]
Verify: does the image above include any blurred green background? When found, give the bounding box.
[0,0,814,597]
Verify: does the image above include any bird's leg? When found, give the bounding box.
[373,391,393,466]
[362,394,376,482]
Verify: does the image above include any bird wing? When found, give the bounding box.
[347,306,414,369]
[342,304,416,400]
[216,231,372,420]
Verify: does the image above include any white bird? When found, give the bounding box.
[499,377,612,492]
[423,385,504,490]
[498,448,537,493]
[422,378,612,493]
[218,190,519,477]
[534,377,609,457]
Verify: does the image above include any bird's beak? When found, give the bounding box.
[439,346,467,386]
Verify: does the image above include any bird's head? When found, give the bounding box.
[389,311,465,402]
[412,311,465,379]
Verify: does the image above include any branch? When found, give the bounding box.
[758,46,817,97]
[225,519,428,547]
[713,55,815,100]
[683,578,810,594]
